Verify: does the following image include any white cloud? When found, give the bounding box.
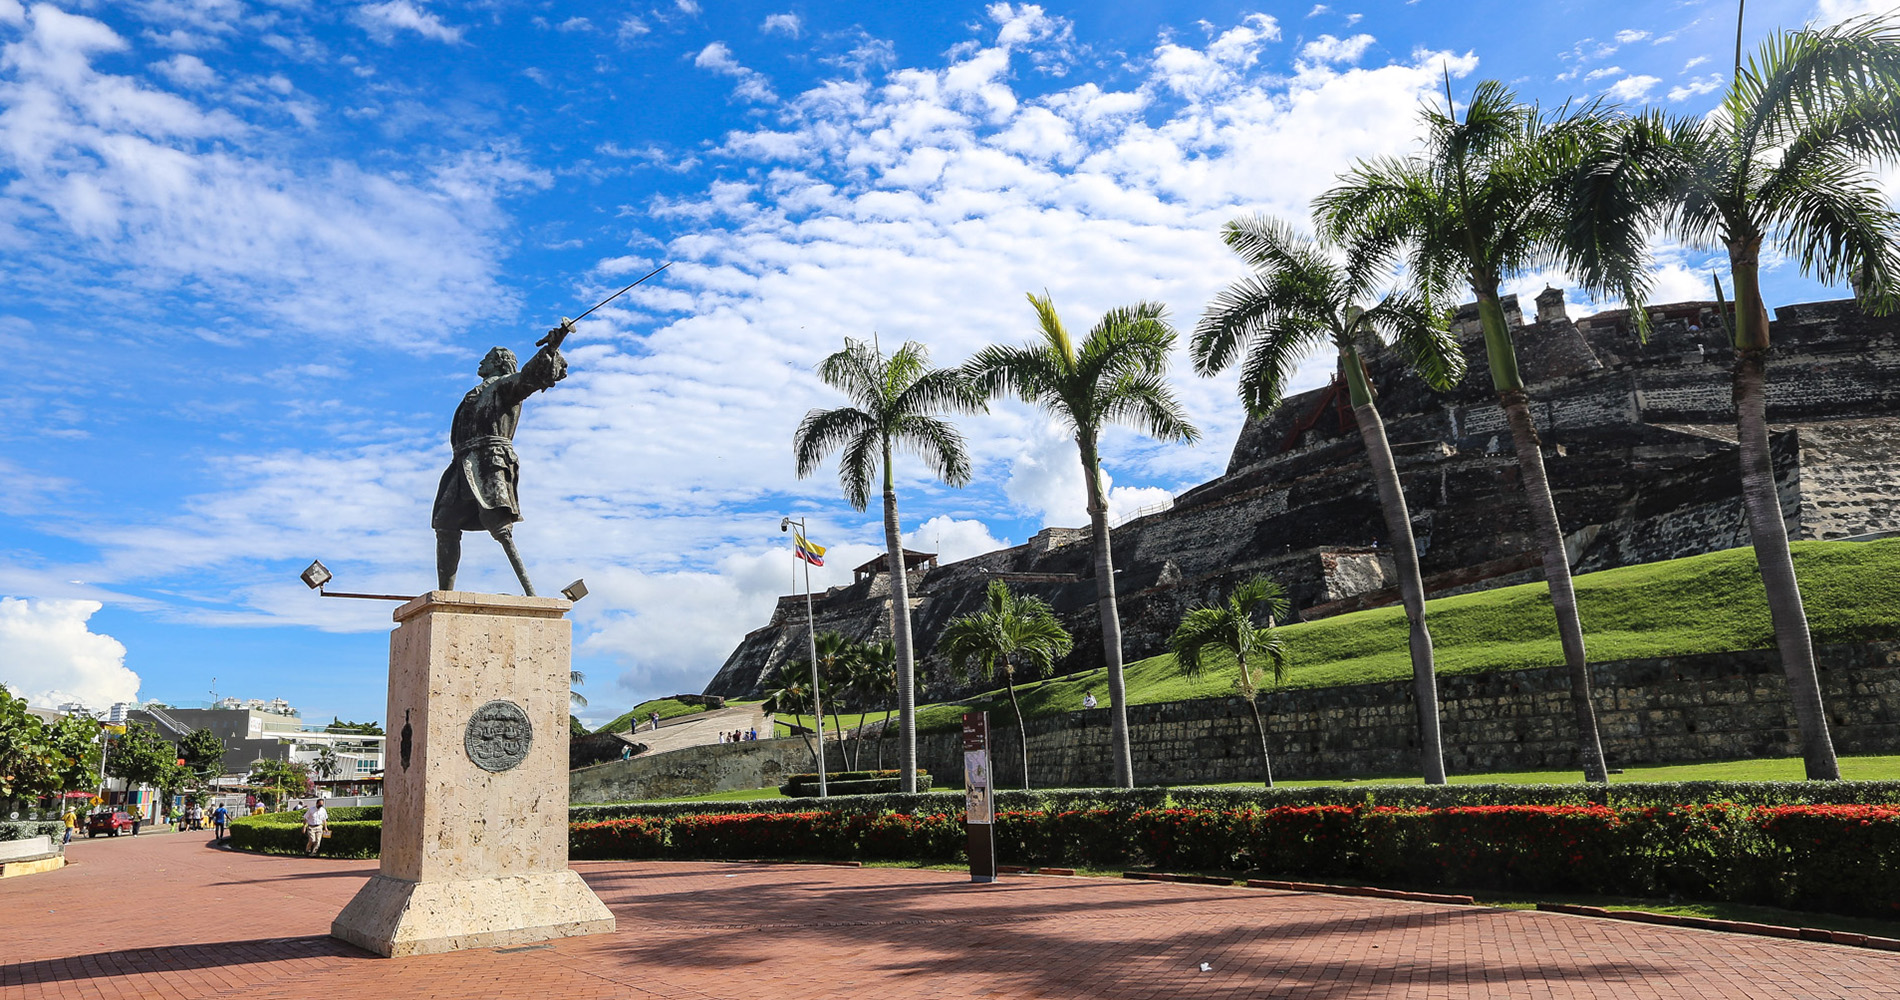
[1614,29,1650,44]
[1668,74,1723,102]
[676,0,702,16]
[150,52,217,89]
[1299,33,1375,65]
[761,13,801,37]
[1815,0,1888,24]
[1307,4,1331,15]
[694,41,779,103]
[1583,65,1624,81]
[0,598,139,710]
[352,1,462,45]
[904,515,1012,563]
[617,16,650,43]
[1683,55,1708,71]
[1605,74,1661,102]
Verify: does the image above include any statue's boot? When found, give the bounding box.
[435,529,461,591]
[493,525,536,596]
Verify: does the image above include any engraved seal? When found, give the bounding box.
[464,700,533,772]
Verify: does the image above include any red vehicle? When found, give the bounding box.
[86,810,139,837]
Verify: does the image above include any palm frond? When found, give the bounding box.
[891,413,974,488]
[836,426,879,511]
[793,406,876,479]
[1099,371,1201,445]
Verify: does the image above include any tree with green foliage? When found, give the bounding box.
[569,715,589,737]
[855,640,898,770]
[1194,215,1465,785]
[313,745,342,782]
[762,659,820,772]
[794,337,978,794]
[247,758,312,811]
[966,293,1200,788]
[179,729,225,779]
[105,721,179,790]
[570,669,588,710]
[813,631,857,763]
[0,690,103,801]
[324,717,384,735]
[939,580,1073,789]
[1566,15,1900,781]
[1317,81,1618,784]
[1169,577,1291,787]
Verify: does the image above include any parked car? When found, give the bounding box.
[86,810,139,837]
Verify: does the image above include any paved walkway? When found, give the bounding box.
[4,832,1898,999]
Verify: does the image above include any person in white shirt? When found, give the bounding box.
[303,799,328,856]
[1083,691,1097,710]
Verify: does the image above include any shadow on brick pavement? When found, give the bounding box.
[4,829,1896,999]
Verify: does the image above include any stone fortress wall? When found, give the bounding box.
[702,293,1900,704]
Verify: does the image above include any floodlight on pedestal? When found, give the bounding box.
[560,579,588,602]
[300,559,416,602]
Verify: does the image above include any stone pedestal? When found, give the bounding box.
[332,591,616,957]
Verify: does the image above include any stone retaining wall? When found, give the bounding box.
[917,641,1900,787]
[585,642,1899,801]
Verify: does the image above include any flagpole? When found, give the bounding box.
[784,516,828,799]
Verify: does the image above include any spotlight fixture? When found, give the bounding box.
[300,560,333,590]
[299,559,416,602]
[560,579,589,602]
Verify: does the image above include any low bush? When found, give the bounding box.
[228,810,381,858]
[0,820,62,844]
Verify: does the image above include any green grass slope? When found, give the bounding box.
[913,539,1900,732]
[595,697,710,734]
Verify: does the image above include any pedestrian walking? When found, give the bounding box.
[212,803,230,843]
[650,711,661,732]
[302,799,328,856]
[61,807,76,845]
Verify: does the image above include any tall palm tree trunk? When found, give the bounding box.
[882,447,920,794]
[877,704,893,770]
[791,710,819,773]
[1244,690,1274,787]
[1727,246,1839,779]
[1003,662,1030,789]
[1081,435,1134,788]
[1499,389,1609,783]
[1345,350,1447,785]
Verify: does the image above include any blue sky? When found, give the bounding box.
[0,0,1887,728]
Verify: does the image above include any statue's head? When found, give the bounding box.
[478,346,518,379]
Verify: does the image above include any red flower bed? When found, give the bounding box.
[563,801,1900,917]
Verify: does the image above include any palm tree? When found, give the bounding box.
[1169,577,1290,787]
[570,669,588,710]
[794,338,977,794]
[857,640,898,770]
[1316,82,1617,784]
[813,631,857,765]
[1566,16,1900,780]
[762,659,820,772]
[1194,215,1465,784]
[966,293,1200,788]
[938,580,1075,789]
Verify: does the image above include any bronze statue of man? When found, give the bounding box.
[432,320,573,596]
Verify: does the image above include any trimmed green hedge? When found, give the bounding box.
[0,820,62,845]
[571,802,1900,918]
[228,807,382,858]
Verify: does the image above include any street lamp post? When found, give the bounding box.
[780,516,828,799]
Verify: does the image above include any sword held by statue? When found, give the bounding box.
[537,261,673,347]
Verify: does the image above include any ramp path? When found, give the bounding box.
[4,830,1896,998]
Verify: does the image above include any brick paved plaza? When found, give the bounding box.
[4,832,1897,999]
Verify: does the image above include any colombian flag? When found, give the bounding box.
[794,532,826,567]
